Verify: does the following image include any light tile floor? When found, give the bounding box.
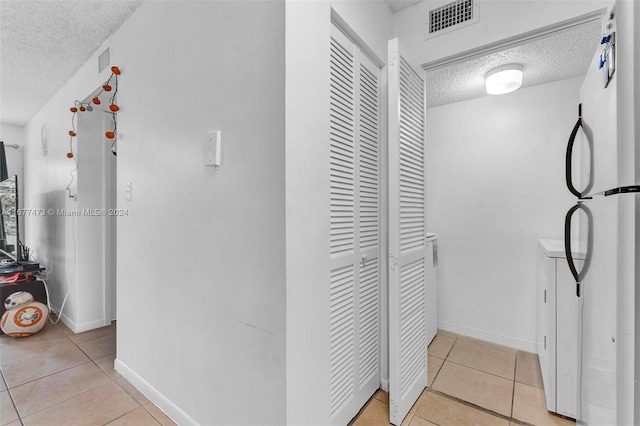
[0,319,176,426]
[2,324,576,426]
[350,330,576,426]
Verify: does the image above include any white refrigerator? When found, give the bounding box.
[563,1,639,424]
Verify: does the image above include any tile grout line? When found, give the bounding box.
[5,324,115,390]
[101,404,153,426]
[7,322,118,423]
[512,352,518,419]
[60,321,117,370]
[5,359,94,391]
[19,373,158,426]
[428,352,539,426]
[427,336,458,389]
[443,336,457,359]
[15,379,128,422]
[427,335,456,390]
[438,358,516,382]
[1,368,23,425]
[60,321,152,425]
[444,338,519,380]
[430,335,528,425]
[3,322,111,390]
[52,318,116,344]
[454,336,518,354]
[334,333,546,426]
[427,388,514,423]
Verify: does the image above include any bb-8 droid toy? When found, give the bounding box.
[1,291,49,337]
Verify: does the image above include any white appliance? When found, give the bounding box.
[537,239,585,418]
[425,233,438,345]
[563,2,639,424]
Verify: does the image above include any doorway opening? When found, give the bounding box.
[76,84,118,325]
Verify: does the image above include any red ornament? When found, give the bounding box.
[66,152,74,159]
[69,130,76,137]
[103,85,112,92]
[111,66,121,75]
[79,106,86,112]
[70,107,78,113]
[105,131,115,139]
[92,97,101,105]
[109,104,120,112]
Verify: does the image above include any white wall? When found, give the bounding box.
[425,76,582,351]
[285,1,392,423]
[393,0,612,67]
[22,1,286,425]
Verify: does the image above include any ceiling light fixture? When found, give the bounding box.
[485,64,523,95]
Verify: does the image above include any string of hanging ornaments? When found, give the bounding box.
[66,66,121,161]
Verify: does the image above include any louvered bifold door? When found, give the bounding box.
[387,38,427,426]
[356,51,381,412]
[330,24,381,426]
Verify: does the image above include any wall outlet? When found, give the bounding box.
[124,182,132,201]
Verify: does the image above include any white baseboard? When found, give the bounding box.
[380,377,389,392]
[114,358,198,425]
[50,306,110,334]
[437,320,537,353]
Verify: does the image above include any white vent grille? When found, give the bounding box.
[426,0,479,40]
[99,48,110,73]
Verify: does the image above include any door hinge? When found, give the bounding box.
[389,251,398,271]
[389,401,398,421]
[431,240,438,268]
[544,289,546,303]
[544,335,547,350]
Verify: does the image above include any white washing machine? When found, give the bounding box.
[536,239,585,419]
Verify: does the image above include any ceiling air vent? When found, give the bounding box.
[425,0,479,40]
[99,48,110,73]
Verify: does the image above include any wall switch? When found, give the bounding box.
[205,131,222,169]
[124,182,132,201]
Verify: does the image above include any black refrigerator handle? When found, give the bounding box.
[566,104,583,198]
[564,204,582,296]
[564,202,593,297]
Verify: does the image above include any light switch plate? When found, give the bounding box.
[124,182,132,201]
[205,131,222,168]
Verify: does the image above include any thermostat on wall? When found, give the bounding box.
[205,131,222,169]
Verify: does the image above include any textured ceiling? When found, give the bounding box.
[424,20,603,108]
[0,0,142,126]
[1,0,602,124]
[385,0,423,13]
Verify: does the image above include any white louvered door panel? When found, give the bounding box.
[330,27,356,426]
[356,52,380,411]
[387,38,427,426]
[330,24,381,426]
